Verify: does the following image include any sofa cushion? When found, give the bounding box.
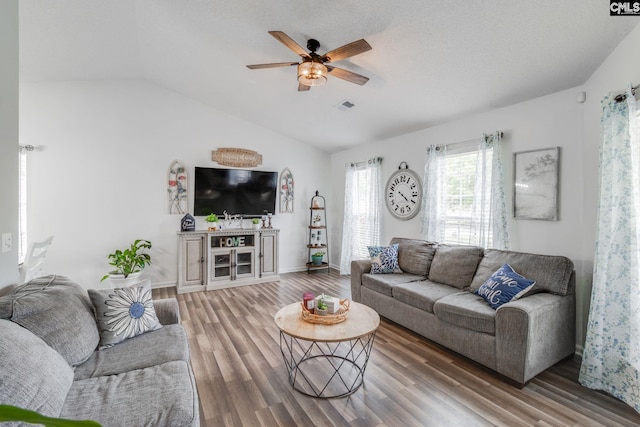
[88,281,162,349]
[392,280,464,313]
[0,275,100,366]
[0,319,74,418]
[475,264,536,309]
[428,245,484,289]
[61,360,199,427]
[469,249,575,296]
[390,237,437,276]
[433,292,497,335]
[367,244,402,274]
[73,324,190,380]
[361,273,424,297]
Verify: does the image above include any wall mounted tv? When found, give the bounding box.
[193,167,278,217]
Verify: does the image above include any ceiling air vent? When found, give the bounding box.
[335,100,356,111]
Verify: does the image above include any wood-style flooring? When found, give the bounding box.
[153,272,640,427]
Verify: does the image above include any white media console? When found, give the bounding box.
[177,229,279,294]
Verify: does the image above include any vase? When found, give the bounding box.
[105,271,144,289]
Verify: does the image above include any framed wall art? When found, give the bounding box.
[167,160,187,214]
[279,167,294,213]
[513,147,560,221]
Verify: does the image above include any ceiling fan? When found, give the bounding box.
[246,31,372,91]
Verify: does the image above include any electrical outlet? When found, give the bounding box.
[1,233,12,253]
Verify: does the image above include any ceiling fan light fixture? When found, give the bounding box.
[297,61,327,87]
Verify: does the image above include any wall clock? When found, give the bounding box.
[385,162,423,220]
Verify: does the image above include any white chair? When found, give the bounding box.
[20,236,54,283]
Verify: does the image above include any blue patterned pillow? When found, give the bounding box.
[367,244,403,274]
[475,264,535,309]
[88,280,162,349]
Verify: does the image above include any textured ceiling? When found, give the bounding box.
[19,0,640,152]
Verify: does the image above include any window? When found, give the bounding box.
[443,149,492,246]
[18,146,27,264]
[422,133,509,249]
[340,158,382,274]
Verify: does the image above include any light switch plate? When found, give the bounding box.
[2,233,12,253]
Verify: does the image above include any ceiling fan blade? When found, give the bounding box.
[268,31,310,58]
[326,66,369,86]
[246,62,298,69]
[321,39,372,63]
[298,83,310,92]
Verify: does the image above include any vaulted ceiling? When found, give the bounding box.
[19,1,639,152]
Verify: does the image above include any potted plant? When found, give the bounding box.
[251,218,261,230]
[316,297,328,316]
[205,213,219,230]
[311,251,325,265]
[100,239,152,286]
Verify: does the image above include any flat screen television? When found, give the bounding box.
[193,167,278,217]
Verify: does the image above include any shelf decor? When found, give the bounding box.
[211,148,262,167]
[307,191,329,273]
[513,147,560,220]
[279,167,294,213]
[167,160,187,214]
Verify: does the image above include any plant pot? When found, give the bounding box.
[105,271,144,288]
[311,256,323,265]
[252,223,261,230]
[316,308,328,316]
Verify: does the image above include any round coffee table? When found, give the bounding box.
[274,300,380,398]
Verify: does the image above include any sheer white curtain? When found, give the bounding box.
[421,144,446,242]
[580,85,640,412]
[18,146,28,263]
[471,132,510,249]
[340,158,382,274]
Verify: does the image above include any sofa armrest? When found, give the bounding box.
[154,298,181,325]
[495,292,575,384]
[350,260,371,302]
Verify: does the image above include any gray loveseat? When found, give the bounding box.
[351,238,576,385]
[0,275,199,426]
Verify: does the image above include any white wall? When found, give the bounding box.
[330,23,640,352]
[330,87,584,259]
[0,0,19,287]
[20,80,330,288]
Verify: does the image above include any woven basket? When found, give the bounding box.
[300,299,350,325]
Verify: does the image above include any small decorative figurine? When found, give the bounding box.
[180,213,196,232]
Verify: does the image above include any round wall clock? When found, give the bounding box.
[385,162,423,220]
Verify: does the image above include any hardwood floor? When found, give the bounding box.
[153,272,640,426]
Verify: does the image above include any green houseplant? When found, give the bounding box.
[251,218,261,230]
[100,239,152,282]
[0,405,100,427]
[311,251,325,266]
[205,213,220,230]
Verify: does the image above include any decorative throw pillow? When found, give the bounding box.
[367,244,403,274]
[475,264,535,310]
[88,280,162,349]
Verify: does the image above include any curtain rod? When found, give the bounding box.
[614,83,639,102]
[350,157,382,167]
[432,131,504,149]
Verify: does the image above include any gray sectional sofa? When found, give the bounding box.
[0,275,199,426]
[351,238,576,385]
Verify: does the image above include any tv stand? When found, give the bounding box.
[177,229,279,294]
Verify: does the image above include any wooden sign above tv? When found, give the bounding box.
[212,148,263,168]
